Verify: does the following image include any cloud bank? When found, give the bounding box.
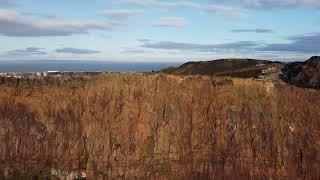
[120,0,320,18]
[55,48,101,54]
[231,28,275,33]
[259,33,320,53]
[4,47,47,56]
[140,33,320,53]
[0,9,124,37]
[236,0,320,9]
[120,0,247,18]
[141,41,259,51]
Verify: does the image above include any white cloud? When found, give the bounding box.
[120,0,319,18]
[140,32,320,54]
[55,48,101,54]
[0,9,125,37]
[239,0,320,8]
[4,47,47,56]
[231,28,275,33]
[100,9,144,19]
[141,40,260,51]
[153,17,187,27]
[119,0,247,18]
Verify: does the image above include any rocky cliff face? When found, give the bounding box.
[0,74,319,179]
[281,56,320,88]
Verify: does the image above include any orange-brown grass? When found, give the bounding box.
[0,74,319,179]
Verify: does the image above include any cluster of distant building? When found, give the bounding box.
[0,71,146,79]
[257,65,281,80]
[0,71,103,78]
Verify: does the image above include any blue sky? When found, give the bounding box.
[0,0,319,62]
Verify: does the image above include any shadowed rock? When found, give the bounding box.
[281,56,320,88]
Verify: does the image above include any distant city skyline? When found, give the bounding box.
[0,0,319,62]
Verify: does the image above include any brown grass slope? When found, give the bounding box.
[161,58,284,78]
[0,74,319,179]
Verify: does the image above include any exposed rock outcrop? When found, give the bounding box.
[0,74,319,179]
[281,56,320,88]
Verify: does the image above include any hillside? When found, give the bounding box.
[281,56,320,88]
[161,58,284,79]
[0,74,319,179]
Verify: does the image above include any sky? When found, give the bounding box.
[0,0,319,62]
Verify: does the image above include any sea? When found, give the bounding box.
[0,60,181,73]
